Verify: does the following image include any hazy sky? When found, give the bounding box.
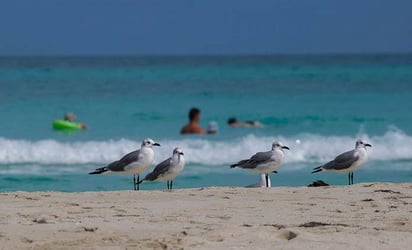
[0,0,411,55]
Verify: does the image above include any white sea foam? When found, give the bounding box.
[0,129,411,168]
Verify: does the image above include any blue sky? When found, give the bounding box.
[0,0,411,55]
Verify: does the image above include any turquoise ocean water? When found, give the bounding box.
[0,55,411,191]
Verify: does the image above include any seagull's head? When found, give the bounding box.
[173,147,184,162]
[272,141,290,151]
[355,139,372,149]
[173,147,184,156]
[141,138,161,148]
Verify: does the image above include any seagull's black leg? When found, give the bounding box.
[170,180,173,190]
[348,173,350,185]
[350,172,354,185]
[167,181,169,190]
[136,175,140,190]
[133,174,136,190]
[265,174,269,188]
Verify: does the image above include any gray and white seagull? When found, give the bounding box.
[89,138,160,190]
[139,147,185,190]
[231,141,290,187]
[312,139,372,185]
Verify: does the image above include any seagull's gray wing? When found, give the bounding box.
[144,157,172,181]
[322,149,359,171]
[231,151,272,169]
[107,150,140,172]
[248,151,273,165]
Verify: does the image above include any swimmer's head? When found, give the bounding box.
[189,108,201,122]
[64,112,76,122]
[227,117,237,125]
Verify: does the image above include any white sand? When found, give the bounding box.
[0,183,411,249]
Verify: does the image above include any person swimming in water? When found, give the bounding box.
[227,117,264,128]
[180,108,216,134]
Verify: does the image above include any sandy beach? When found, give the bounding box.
[0,183,411,250]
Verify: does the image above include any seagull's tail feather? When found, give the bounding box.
[312,166,323,174]
[89,167,108,175]
[230,159,248,168]
[142,172,157,182]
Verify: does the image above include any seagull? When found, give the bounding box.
[312,139,372,185]
[231,141,290,187]
[89,138,160,190]
[139,147,185,190]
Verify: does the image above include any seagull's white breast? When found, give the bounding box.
[156,155,185,181]
[124,147,154,174]
[348,147,368,172]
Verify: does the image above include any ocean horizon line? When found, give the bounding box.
[1,51,412,58]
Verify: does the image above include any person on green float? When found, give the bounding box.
[64,112,88,129]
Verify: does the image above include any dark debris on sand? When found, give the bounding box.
[307,180,329,187]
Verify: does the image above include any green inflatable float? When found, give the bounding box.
[52,120,83,130]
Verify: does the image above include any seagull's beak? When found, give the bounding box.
[179,152,184,155]
[365,143,372,147]
[153,142,161,146]
[282,146,290,150]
